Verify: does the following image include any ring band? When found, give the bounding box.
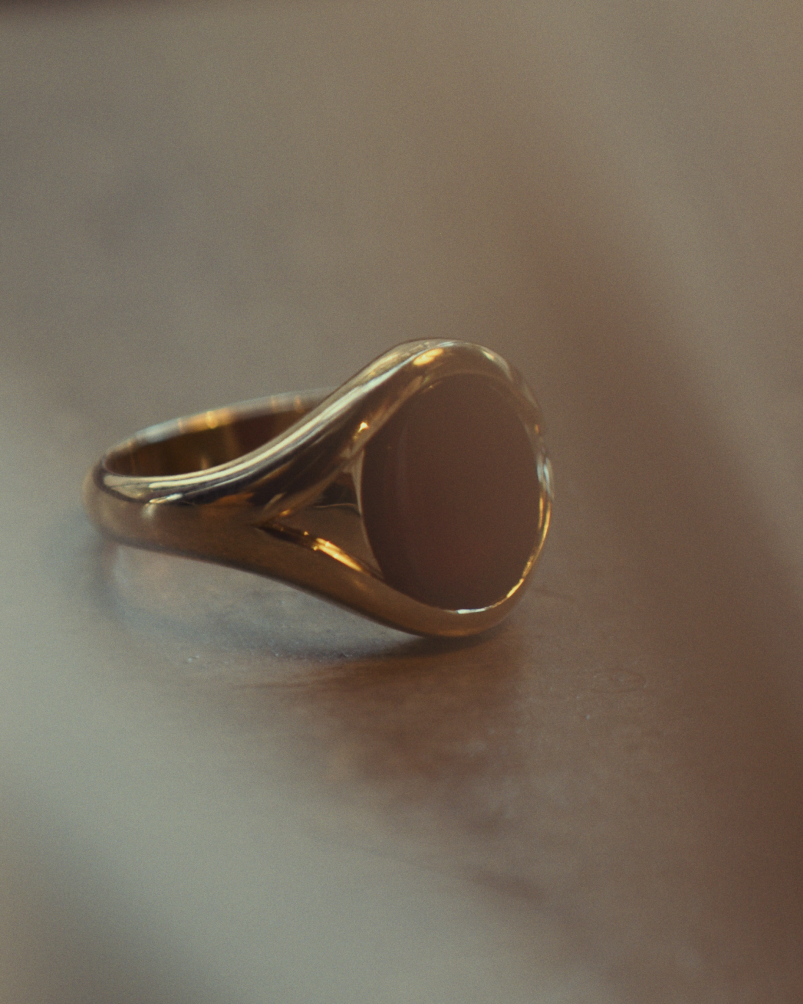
[83,341,552,637]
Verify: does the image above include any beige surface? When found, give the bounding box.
[2,3,802,1001]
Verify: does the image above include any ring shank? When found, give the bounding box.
[105,392,325,477]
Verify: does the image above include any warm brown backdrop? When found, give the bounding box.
[2,3,802,1001]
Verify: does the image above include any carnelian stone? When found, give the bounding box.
[361,375,541,609]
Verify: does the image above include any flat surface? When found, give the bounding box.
[2,3,803,1001]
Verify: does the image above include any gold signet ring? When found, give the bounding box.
[83,341,552,637]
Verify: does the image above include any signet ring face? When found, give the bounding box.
[84,341,552,637]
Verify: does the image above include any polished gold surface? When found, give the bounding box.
[84,341,552,637]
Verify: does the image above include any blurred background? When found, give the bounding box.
[1,3,802,1000]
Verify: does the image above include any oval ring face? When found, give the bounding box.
[360,373,542,610]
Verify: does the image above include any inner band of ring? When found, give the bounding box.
[104,391,324,478]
